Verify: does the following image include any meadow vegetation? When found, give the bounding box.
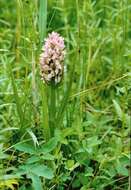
[0,0,130,189]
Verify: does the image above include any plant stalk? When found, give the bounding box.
[49,85,56,136]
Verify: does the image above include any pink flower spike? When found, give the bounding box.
[40,32,65,85]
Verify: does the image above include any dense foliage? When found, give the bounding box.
[0,0,130,190]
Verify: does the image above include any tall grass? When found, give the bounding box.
[0,0,130,189]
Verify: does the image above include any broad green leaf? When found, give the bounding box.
[19,164,54,179]
[30,164,54,179]
[85,167,94,177]
[40,137,58,153]
[72,178,81,189]
[116,161,129,176]
[80,186,88,190]
[26,154,54,164]
[26,156,40,164]
[65,160,79,171]
[82,136,101,152]
[14,142,37,154]
[30,174,42,190]
[41,153,54,160]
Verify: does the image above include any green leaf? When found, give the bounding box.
[39,0,47,43]
[8,58,24,128]
[14,142,37,154]
[116,161,129,176]
[31,164,54,179]
[79,173,88,185]
[30,174,42,190]
[26,154,54,164]
[86,136,101,147]
[72,178,81,188]
[41,153,54,160]
[26,156,40,164]
[19,164,54,179]
[65,160,79,171]
[40,137,58,153]
[82,136,101,153]
[85,167,94,177]
[113,99,123,120]
[80,186,88,190]
[27,129,39,147]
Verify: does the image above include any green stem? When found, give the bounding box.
[40,83,50,141]
[50,85,56,136]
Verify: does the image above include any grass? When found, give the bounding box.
[0,0,130,190]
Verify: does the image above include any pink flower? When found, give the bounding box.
[40,32,65,85]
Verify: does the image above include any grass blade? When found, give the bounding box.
[8,59,24,128]
[39,0,47,44]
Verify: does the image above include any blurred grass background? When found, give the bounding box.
[0,0,130,189]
